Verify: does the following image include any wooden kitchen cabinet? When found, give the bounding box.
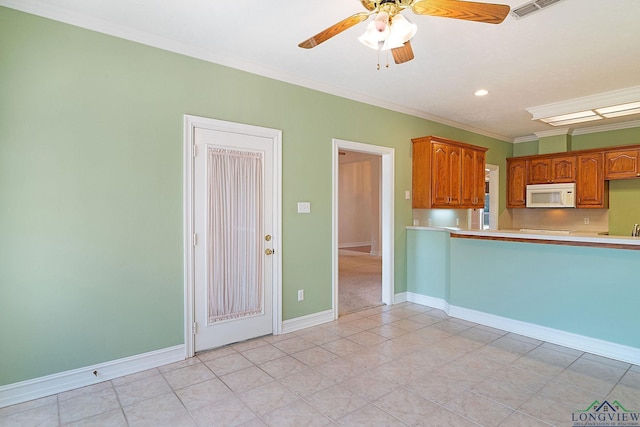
[506,158,527,208]
[576,153,608,208]
[461,148,486,208]
[528,156,576,184]
[604,149,640,180]
[431,142,462,206]
[412,136,487,209]
[506,144,640,210]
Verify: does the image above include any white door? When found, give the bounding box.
[193,125,276,352]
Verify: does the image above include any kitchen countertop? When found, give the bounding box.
[407,226,640,249]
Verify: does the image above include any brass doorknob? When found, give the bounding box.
[265,248,274,255]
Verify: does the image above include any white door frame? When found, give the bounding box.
[332,139,395,318]
[486,163,499,230]
[183,115,282,358]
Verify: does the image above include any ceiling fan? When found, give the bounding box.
[298,0,510,65]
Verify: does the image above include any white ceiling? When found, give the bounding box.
[5,0,640,142]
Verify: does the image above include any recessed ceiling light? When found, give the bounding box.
[475,89,489,97]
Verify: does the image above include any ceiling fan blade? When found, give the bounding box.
[411,0,510,24]
[298,12,371,49]
[391,41,415,64]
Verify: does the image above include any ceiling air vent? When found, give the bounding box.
[512,0,562,19]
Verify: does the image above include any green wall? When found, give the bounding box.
[513,140,539,157]
[538,134,571,154]
[609,180,640,236]
[0,7,511,386]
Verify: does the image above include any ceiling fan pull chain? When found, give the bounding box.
[386,51,390,68]
[377,49,380,70]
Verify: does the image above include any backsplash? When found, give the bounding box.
[413,209,472,228]
[510,208,609,233]
[413,207,610,233]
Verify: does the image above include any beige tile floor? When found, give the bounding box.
[2,302,640,426]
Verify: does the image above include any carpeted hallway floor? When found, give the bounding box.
[338,248,382,315]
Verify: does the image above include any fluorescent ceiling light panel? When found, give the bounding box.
[545,116,603,126]
[596,101,640,117]
[539,110,596,123]
[599,108,640,119]
[527,86,640,127]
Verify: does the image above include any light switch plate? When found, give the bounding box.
[297,202,311,214]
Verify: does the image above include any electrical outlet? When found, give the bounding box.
[297,202,311,214]
[584,217,590,225]
[297,289,304,301]
[456,217,460,226]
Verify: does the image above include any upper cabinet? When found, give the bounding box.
[604,148,640,180]
[528,156,576,184]
[430,141,462,206]
[576,153,608,209]
[507,145,640,209]
[412,136,488,209]
[462,148,486,208]
[506,158,527,208]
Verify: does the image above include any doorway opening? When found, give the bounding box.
[337,151,382,315]
[332,139,394,319]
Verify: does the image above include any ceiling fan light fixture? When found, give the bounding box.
[381,14,417,51]
[358,20,389,49]
[392,14,417,41]
[381,32,404,50]
[374,11,389,32]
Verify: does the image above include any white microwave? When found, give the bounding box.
[526,183,576,208]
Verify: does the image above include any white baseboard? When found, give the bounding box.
[405,292,449,311]
[338,241,371,249]
[394,292,407,304]
[405,292,640,366]
[0,345,185,409]
[449,306,640,366]
[281,309,334,334]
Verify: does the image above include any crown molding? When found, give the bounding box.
[534,128,571,138]
[513,135,538,144]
